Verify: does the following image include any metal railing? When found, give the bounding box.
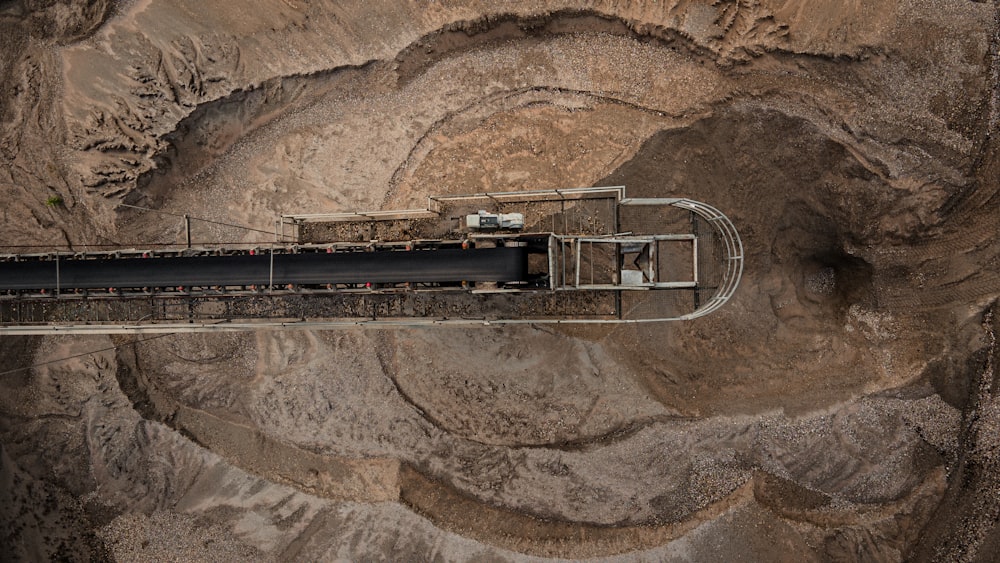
[617,198,744,320]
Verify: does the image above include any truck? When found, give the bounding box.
[465,210,524,231]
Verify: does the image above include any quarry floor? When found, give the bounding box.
[2,1,1000,561]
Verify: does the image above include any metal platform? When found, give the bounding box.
[0,187,743,332]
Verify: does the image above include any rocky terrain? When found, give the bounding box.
[1,0,999,560]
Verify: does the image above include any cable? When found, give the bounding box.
[0,333,176,377]
[119,204,283,238]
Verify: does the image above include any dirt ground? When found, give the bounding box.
[2,0,1000,561]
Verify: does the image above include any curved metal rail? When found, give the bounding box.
[616,197,744,321]
[670,198,744,321]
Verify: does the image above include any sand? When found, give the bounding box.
[1,0,999,560]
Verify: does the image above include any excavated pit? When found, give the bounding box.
[2,1,1000,561]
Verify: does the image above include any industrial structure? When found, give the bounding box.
[0,187,742,333]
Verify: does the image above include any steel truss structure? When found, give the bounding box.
[0,188,743,333]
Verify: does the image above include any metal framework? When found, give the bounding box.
[0,188,743,333]
[616,197,743,320]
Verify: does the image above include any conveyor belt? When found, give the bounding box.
[0,247,528,290]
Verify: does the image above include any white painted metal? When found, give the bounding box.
[692,238,699,284]
[547,235,556,290]
[574,238,581,287]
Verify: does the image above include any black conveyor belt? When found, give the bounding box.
[0,247,528,290]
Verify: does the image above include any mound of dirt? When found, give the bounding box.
[2,1,999,560]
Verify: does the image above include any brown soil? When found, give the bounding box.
[1,1,999,561]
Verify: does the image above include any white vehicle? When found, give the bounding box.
[465,210,524,230]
